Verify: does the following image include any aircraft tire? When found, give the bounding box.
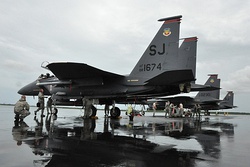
[110,107,121,118]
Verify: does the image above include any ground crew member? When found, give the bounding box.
[194,104,201,117]
[14,95,30,122]
[153,102,157,117]
[169,103,175,117]
[127,104,134,121]
[35,89,45,117]
[164,101,170,117]
[82,98,93,118]
[197,104,201,117]
[193,104,197,117]
[127,104,133,115]
[179,103,184,117]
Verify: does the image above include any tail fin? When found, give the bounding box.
[220,91,235,108]
[195,74,221,101]
[178,37,198,80]
[129,15,182,80]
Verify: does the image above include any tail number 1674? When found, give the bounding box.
[139,63,162,72]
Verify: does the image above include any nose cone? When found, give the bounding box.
[18,81,40,95]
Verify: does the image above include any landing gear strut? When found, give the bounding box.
[82,98,97,118]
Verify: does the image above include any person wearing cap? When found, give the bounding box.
[152,102,157,117]
[35,89,45,117]
[14,95,30,122]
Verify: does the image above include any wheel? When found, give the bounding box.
[110,107,121,118]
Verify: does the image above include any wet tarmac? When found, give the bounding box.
[1,105,250,167]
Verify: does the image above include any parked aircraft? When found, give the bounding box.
[205,91,237,111]
[147,74,221,110]
[148,74,236,115]
[18,15,198,118]
[192,90,236,115]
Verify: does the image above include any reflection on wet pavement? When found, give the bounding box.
[12,112,235,167]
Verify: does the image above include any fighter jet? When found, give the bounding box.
[193,90,236,115]
[148,75,236,115]
[18,15,196,118]
[206,91,237,111]
[219,91,237,109]
[20,36,204,110]
[189,78,237,114]
[147,74,221,110]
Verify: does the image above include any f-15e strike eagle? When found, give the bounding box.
[147,74,236,115]
[18,15,214,118]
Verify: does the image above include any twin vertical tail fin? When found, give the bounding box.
[195,74,221,101]
[129,15,183,81]
[178,37,198,80]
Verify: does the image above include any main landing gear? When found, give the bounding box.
[109,100,121,119]
[83,98,121,119]
[110,107,121,119]
[82,98,97,118]
[84,105,97,118]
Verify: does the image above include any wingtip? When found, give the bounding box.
[158,15,182,22]
[182,37,198,42]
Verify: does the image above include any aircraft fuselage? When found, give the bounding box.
[18,75,182,104]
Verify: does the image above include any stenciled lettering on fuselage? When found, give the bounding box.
[198,93,211,97]
[138,43,167,72]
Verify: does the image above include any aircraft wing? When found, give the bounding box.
[190,83,221,91]
[145,70,195,85]
[46,62,124,80]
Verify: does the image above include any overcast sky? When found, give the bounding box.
[0,0,249,112]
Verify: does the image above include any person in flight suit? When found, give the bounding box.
[35,89,45,117]
[14,95,30,122]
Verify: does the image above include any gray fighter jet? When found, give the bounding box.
[18,15,197,118]
[147,74,221,110]
[148,75,236,115]
[204,91,237,112]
